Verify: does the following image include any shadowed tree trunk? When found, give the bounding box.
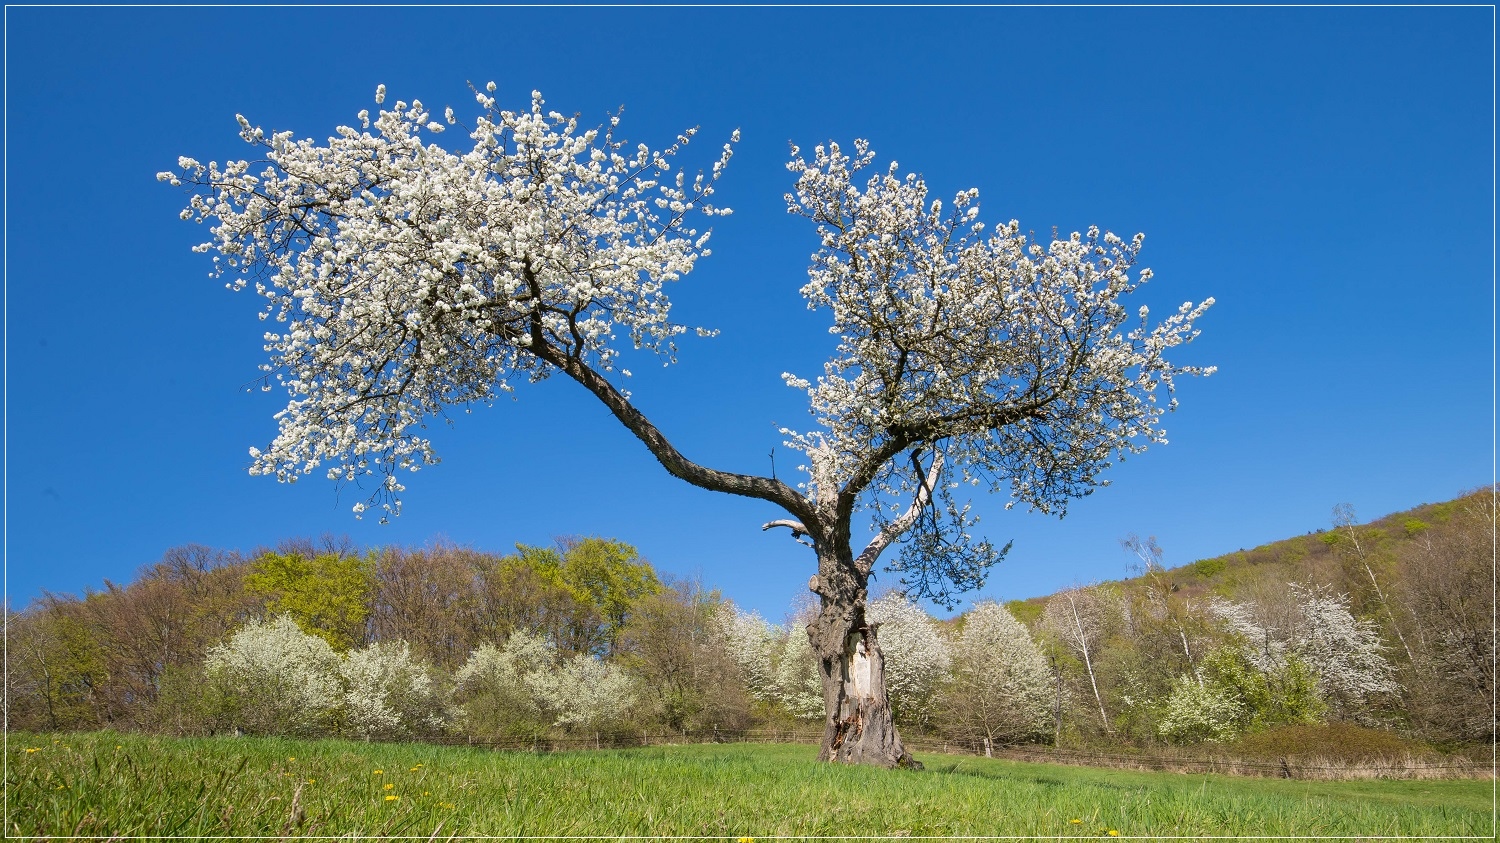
[807,552,920,768]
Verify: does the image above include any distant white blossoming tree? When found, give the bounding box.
[453,630,634,737]
[717,603,779,705]
[163,83,1212,768]
[1210,583,1399,722]
[941,602,1053,749]
[866,593,950,729]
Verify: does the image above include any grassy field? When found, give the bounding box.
[7,731,1493,838]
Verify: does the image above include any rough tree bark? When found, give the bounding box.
[806,553,921,769]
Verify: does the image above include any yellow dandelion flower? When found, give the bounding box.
[739,837,755,843]
[1070,819,1082,824]
[373,769,384,775]
[308,779,316,784]
[383,783,395,791]
[115,745,123,750]
[384,794,399,802]
[440,802,456,810]
[288,756,296,762]
[25,748,39,754]
[1108,831,1119,837]
[410,765,423,771]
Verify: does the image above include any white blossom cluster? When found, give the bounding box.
[1285,583,1400,712]
[340,639,448,740]
[204,615,344,736]
[453,630,634,732]
[1209,584,1399,713]
[162,85,735,519]
[715,602,780,699]
[205,615,445,738]
[943,601,1054,741]
[866,592,951,724]
[716,602,825,720]
[780,140,1213,591]
[770,626,829,720]
[537,652,636,732]
[1206,596,1287,673]
[1155,674,1245,744]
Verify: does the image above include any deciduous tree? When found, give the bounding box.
[939,602,1052,748]
[244,544,373,652]
[340,639,449,740]
[865,592,950,729]
[1039,586,1116,735]
[618,579,753,732]
[163,83,1212,766]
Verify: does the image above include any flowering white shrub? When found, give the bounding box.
[772,624,828,721]
[1210,584,1398,721]
[533,653,636,733]
[454,630,633,735]
[717,603,779,702]
[1287,583,1400,716]
[867,593,949,726]
[941,602,1053,744]
[1207,597,1287,673]
[1156,673,1245,744]
[204,615,342,736]
[453,631,556,739]
[340,640,448,740]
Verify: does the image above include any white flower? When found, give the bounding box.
[168,86,737,518]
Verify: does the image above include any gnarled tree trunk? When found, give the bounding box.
[806,555,921,769]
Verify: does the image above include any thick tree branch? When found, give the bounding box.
[854,451,944,573]
[834,400,1042,530]
[526,335,819,528]
[763,519,815,548]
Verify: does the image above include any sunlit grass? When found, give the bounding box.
[7,731,1492,838]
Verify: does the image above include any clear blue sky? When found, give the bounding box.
[5,6,1493,621]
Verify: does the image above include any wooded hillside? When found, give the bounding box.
[7,488,1492,754]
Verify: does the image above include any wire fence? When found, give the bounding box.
[420,728,1491,780]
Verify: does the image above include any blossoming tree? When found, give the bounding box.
[162,83,1213,768]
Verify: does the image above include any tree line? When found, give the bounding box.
[7,489,1491,751]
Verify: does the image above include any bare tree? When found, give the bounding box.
[1122,534,1201,685]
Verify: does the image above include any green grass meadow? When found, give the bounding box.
[7,732,1493,838]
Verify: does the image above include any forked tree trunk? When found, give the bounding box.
[806,557,921,769]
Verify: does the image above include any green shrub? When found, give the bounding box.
[1201,647,1325,732]
[1190,557,1227,579]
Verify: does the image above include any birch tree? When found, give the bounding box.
[1040,586,1114,735]
[1328,504,1413,664]
[163,83,1212,767]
